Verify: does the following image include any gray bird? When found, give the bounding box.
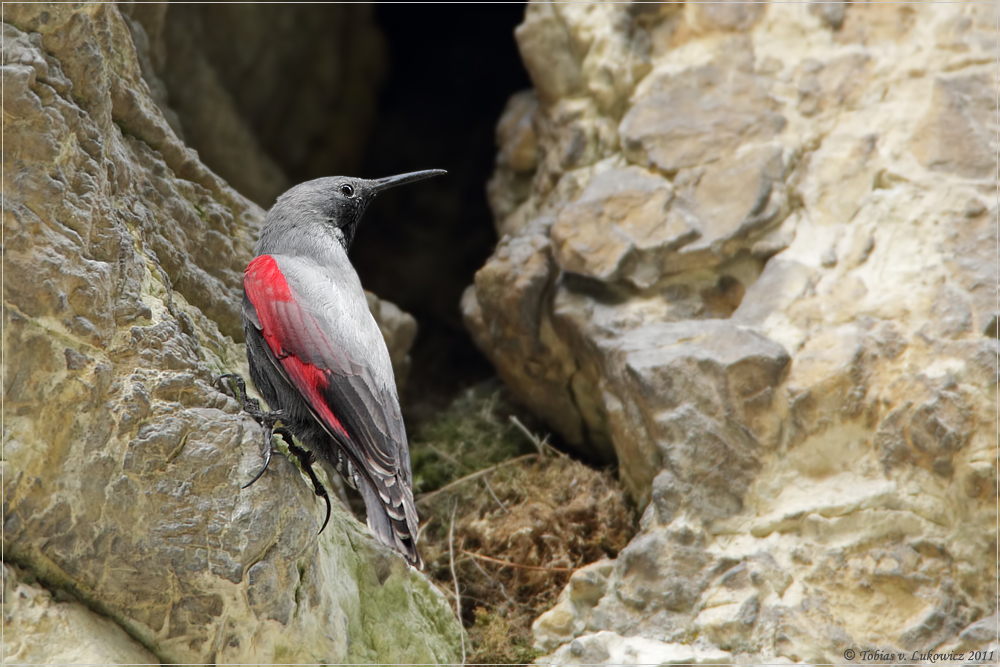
[229,170,445,568]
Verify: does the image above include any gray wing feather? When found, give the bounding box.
[245,253,420,565]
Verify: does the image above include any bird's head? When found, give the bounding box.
[264,169,447,251]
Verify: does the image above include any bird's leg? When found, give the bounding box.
[274,427,333,535]
[216,373,266,418]
[215,375,331,533]
[215,373,283,489]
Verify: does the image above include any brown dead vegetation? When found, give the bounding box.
[410,388,636,664]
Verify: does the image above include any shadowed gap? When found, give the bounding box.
[351,4,532,421]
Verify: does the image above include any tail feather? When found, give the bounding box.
[310,429,422,566]
[359,481,422,568]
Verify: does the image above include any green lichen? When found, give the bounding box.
[344,530,464,665]
[410,380,538,495]
[469,607,543,665]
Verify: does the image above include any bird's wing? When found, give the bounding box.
[242,253,412,499]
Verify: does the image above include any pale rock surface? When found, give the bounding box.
[3,563,159,665]
[3,4,458,664]
[537,630,733,667]
[464,1,997,663]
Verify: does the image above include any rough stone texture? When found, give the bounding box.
[3,4,459,665]
[3,563,159,665]
[537,630,733,667]
[465,1,997,663]
[119,4,386,208]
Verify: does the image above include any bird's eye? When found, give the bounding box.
[340,184,354,197]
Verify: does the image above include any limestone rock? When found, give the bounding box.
[912,73,996,180]
[2,564,159,665]
[3,4,459,664]
[536,630,733,667]
[533,559,615,651]
[120,4,386,208]
[468,1,997,663]
[619,51,786,175]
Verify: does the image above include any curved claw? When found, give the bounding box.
[242,419,284,490]
[278,430,334,535]
[215,374,253,411]
[318,493,332,535]
[215,373,244,393]
[218,373,287,491]
[242,442,273,489]
[215,373,279,425]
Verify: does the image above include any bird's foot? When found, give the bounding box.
[216,374,272,421]
[215,373,283,488]
[274,428,333,535]
[215,375,331,532]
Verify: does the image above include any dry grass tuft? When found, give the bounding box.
[411,389,636,664]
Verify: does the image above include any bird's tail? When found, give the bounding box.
[359,478,423,569]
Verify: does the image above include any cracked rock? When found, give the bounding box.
[473,2,998,664]
[3,5,459,665]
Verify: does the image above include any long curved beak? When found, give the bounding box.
[369,169,447,194]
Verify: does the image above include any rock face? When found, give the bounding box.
[3,563,159,665]
[3,4,459,665]
[465,2,997,662]
[119,3,386,208]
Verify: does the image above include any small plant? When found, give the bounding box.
[410,382,637,664]
[409,381,537,495]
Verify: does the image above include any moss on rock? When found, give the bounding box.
[410,382,637,664]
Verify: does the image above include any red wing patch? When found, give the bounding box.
[244,255,349,440]
[280,357,350,441]
[246,255,293,303]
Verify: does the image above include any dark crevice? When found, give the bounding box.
[351,4,533,423]
[292,560,307,612]
[163,5,533,421]
[2,557,168,663]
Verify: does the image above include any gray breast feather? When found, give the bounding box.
[276,253,397,392]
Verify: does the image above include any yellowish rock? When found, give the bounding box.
[3,4,458,664]
[467,2,998,663]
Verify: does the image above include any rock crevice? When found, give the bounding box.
[467,2,997,662]
[3,4,461,664]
